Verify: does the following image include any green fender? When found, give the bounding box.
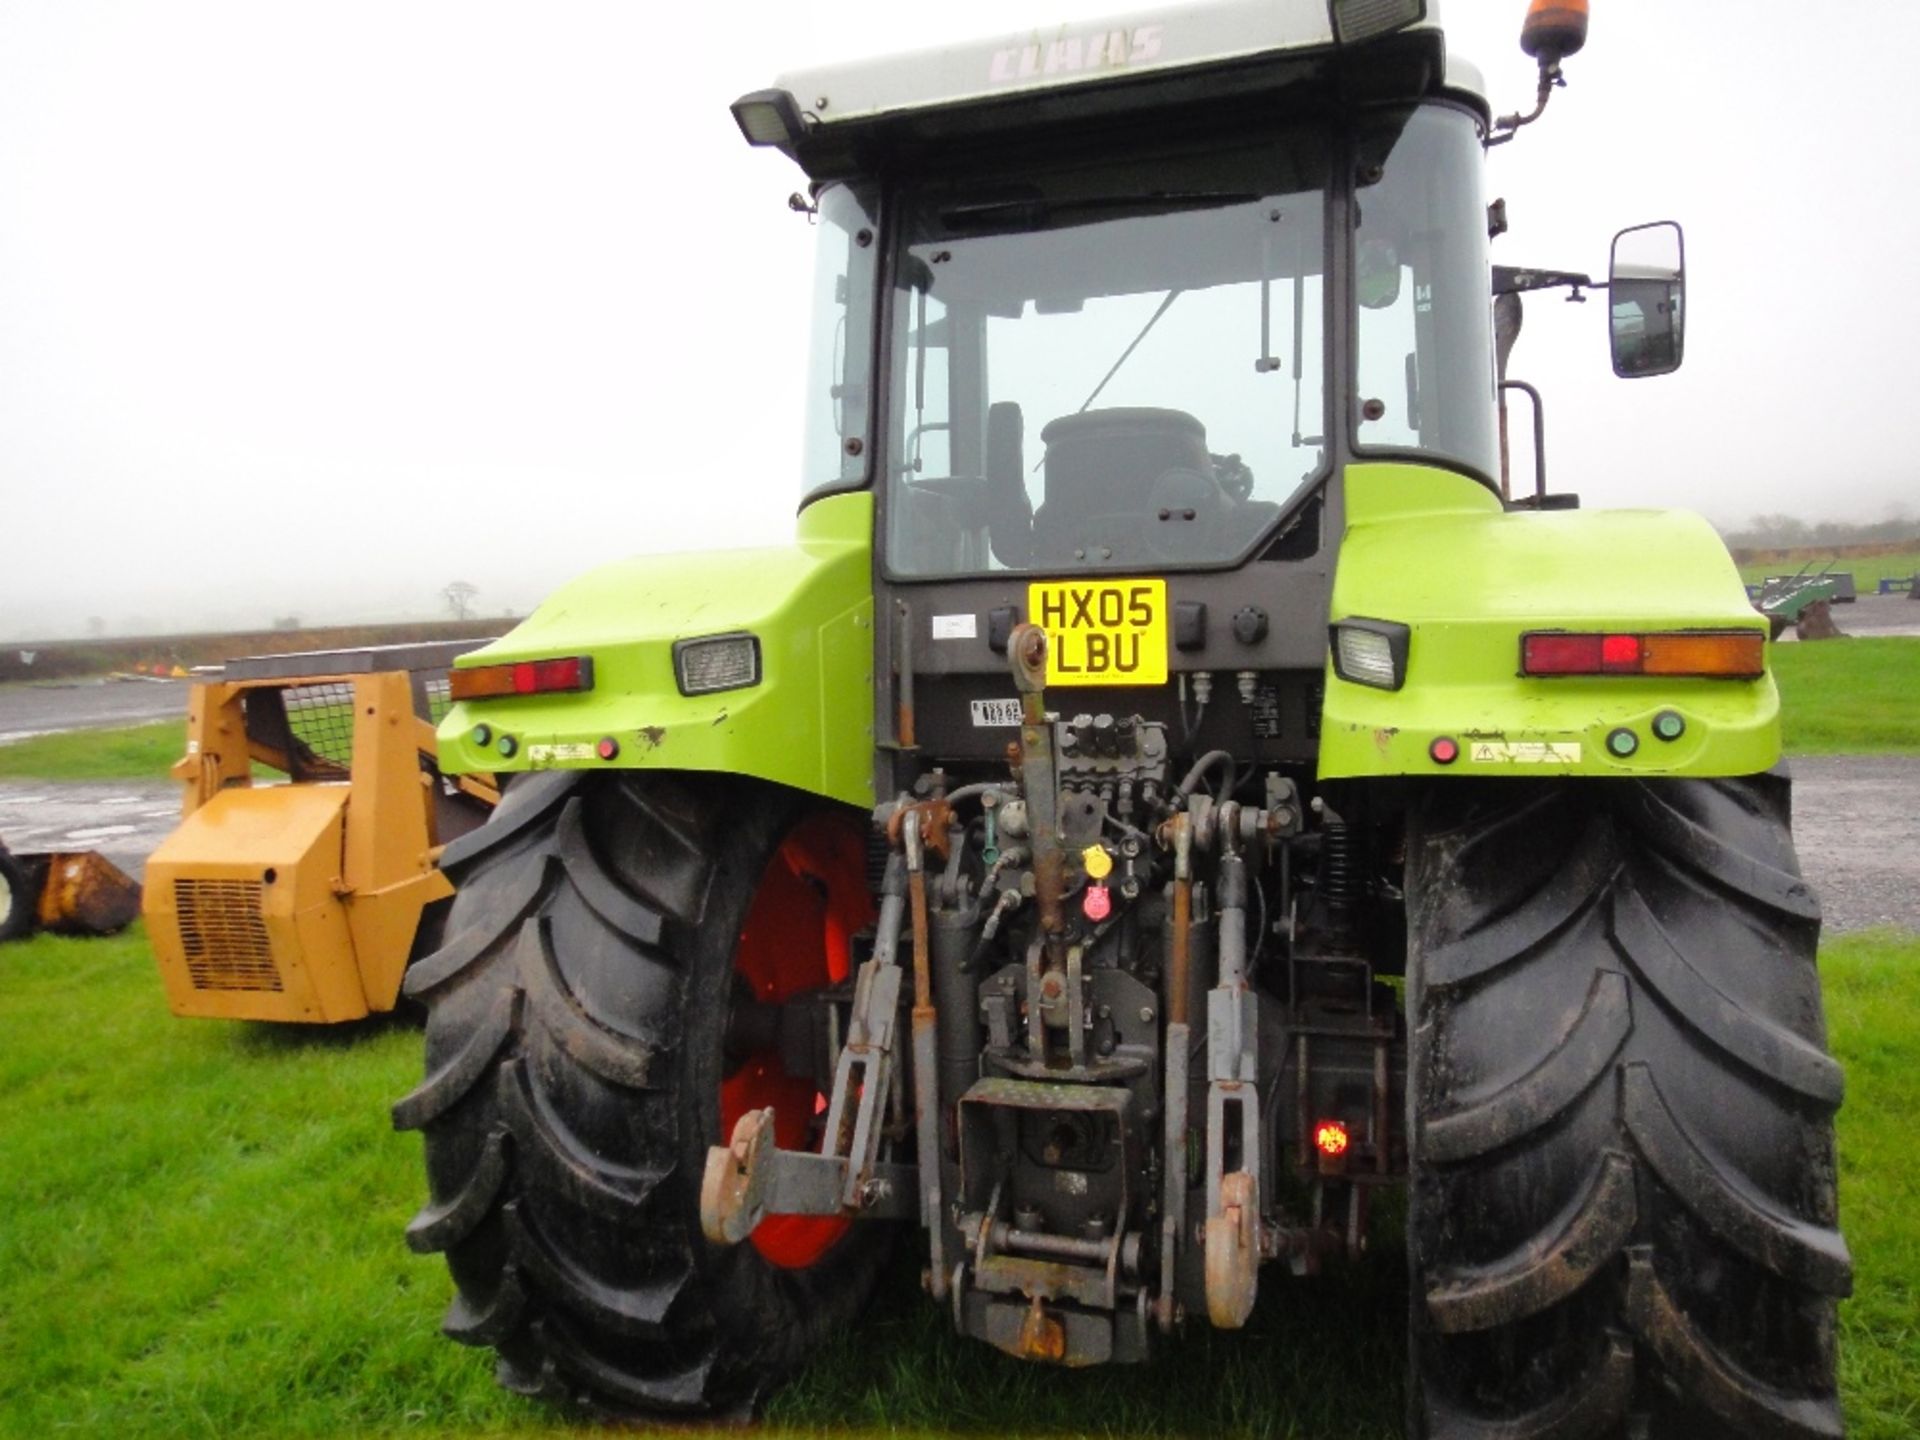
[436,492,877,808]
[1319,463,1780,779]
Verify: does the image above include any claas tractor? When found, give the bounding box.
[396,3,1848,1435]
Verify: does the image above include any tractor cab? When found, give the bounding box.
[740,3,1500,794]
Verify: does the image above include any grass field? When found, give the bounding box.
[1,925,1914,1439]
[1771,637,1920,754]
[0,718,183,780]
[1738,550,1920,591]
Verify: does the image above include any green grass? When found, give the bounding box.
[1739,550,1920,591]
[1825,931,1920,1440]
[0,719,183,781]
[1,926,1915,1438]
[0,705,346,783]
[1774,637,1920,755]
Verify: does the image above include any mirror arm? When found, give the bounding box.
[1493,265,1598,302]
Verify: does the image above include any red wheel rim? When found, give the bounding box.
[720,811,873,1269]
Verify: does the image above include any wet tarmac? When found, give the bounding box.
[0,779,180,881]
[0,675,189,744]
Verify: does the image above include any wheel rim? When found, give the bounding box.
[720,811,874,1269]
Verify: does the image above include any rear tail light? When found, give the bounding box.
[448,655,594,702]
[1314,1121,1351,1158]
[1521,630,1763,679]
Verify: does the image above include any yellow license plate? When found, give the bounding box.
[1027,579,1168,686]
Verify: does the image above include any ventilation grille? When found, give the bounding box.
[175,879,282,992]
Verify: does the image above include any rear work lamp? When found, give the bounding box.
[1330,0,1427,46]
[674,633,761,696]
[448,655,594,702]
[730,89,806,148]
[1520,630,1765,679]
[1330,618,1411,691]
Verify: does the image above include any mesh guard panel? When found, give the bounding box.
[283,683,357,771]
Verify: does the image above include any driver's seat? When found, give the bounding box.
[1031,407,1219,564]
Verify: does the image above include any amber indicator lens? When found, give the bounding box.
[1642,633,1765,677]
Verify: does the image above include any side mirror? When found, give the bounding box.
[1608,220,1685,378]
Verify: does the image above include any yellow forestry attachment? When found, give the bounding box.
[143,642,498,1022]
[0,840,141,942]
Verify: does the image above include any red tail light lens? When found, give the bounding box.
[1600,634,1643,669]
[448,655,594,702]
[1314,1121,1351,1158]
[1522,631,1762,679]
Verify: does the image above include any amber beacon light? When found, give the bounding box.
[1520,0,1589,65]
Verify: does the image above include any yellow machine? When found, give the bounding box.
[144,642,496,1022]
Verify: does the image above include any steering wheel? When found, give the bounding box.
[1211,451,1255,503]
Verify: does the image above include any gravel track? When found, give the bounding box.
[1788,755,1920,936]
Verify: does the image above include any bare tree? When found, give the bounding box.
[442,581,479,621]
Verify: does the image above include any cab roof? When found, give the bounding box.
[736,0,1489,180]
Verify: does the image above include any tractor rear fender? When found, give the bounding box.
[1320,464,1780,779]
[436,492,877,808]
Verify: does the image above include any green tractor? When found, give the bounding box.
[396,2,1848,1434]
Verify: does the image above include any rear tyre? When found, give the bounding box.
[0,844,31,942]
[394,771,887,1417]
[1405,772,1848,1440]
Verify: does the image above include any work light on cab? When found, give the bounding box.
[730,89,806,148]
[1329,0,1426,45]
[448,655,594,702]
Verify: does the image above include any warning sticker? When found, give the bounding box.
[528,742,596,765]
[970,698,1023,728]
[1468,741,1581,765]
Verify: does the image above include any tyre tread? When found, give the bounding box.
[1409,776,1845,1440]
[402,773,885,1417]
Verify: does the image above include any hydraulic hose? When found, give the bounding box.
[1176,749,1237,803]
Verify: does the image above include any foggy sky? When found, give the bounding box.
[2,1,1915,643]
